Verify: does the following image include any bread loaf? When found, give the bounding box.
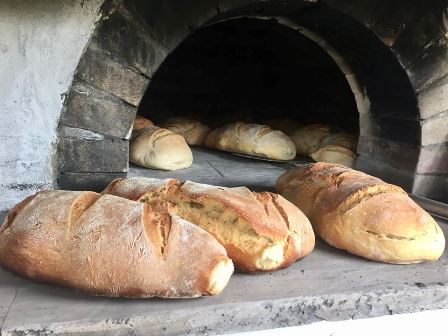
[276,163,445,264]
[103,177,315,272]
[290,124,331,156]
[133,115,154,130]
[0,190,233,298]
[130,126,193,170]
[160,117,210,146]
[318,133,357,152]
[310,145,357,168]
[204,122,296,160]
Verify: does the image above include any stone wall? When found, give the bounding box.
[0,0,104,211]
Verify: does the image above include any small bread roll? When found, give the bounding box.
[205,122,296,160]
[130,126,193,171]
[133,115,154,130]
[310,132,357,168]
[160,117,210,146]
[319,133,357,152]
[310,145,357,168]
[290,124,331,156]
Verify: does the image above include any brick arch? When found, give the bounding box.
[57,0,448,201]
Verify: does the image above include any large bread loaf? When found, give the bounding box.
[160,117,210,146]
[130,126,193,170]
[204,122,296,160]
[276,163,445,264]
[103,177,315,272]
[0,190,233,297]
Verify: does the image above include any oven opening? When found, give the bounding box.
[131,17,359,189]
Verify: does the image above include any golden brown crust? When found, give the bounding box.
[276,163,446,263]
[159,117,210,146]
[103,178,315,272]
[290,124,331,156]
[309,133,357,168]
[130,126,193,170]
[0,191,233,298]
[133,115,154,130]
[204,122,296,160]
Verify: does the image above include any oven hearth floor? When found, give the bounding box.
[128,147,313,190]
[0,212,447,335]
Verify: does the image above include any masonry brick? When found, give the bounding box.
[76,47,149,106]
[60,81,136,139]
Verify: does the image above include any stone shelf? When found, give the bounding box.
[0,213,447,335]
[1,149,447,335]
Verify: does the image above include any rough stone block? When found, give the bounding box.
[421,112,448,146]
[123,0,221,50]
[355,155,415,191]
[357,136,419,171]
[76,48,149,106]
[392,10,445,69]
[413,174,448,203]
[417,143,448,174]
[91,7,167,77]
[369,100,419,120]
[58,172,127,192]
[322,0,430,46]
[58,136,128,173]
[359,114,421,145]
[417,75,448,119]
[289,5,419,100]
[406,42,448,91]
[60,81,136,139]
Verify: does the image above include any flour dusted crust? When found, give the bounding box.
[204,122,296,160]
[133,115,154,130]
[130,126,193,171]
[103,177,315,272]
[310,145,357,168]
[310,133,357,168]
[0,190,233,298]
[318,133,357,152]
[276,163,445,264]
[160,117,210,146]
[290,124,331,156]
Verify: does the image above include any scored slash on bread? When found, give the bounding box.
[0,190,233,298]
[159,117,211,146]
[204,122,296,161]
[276,163,446,264]
[103,177,315,272]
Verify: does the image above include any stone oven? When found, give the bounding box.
[2,1,448,335]
[55,0,448,202]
